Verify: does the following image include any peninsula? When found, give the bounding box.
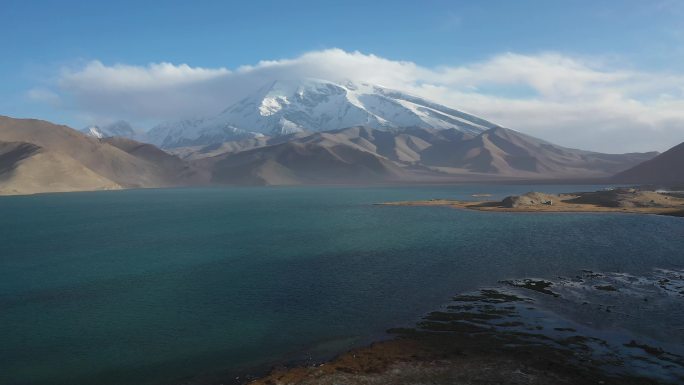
[379,188,684,217]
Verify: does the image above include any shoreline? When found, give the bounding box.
[246,333,628,385]
[245,269,684,385]
[376,189,684,217]
[377,199,684,216]
[0,179,633,198]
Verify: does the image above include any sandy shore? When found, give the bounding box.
[378,189,684,217]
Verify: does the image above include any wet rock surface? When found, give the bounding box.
[249,268,684,385]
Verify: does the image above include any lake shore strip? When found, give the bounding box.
[377,188,684,217]
[246,272,681,385]
[248,334,624,385]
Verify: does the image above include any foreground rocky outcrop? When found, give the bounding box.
[249,268,684,385]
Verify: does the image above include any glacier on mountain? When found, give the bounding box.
[146,78,501,148]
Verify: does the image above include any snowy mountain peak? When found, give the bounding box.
[84,126,105,139]
[81,120,138,140]
[148,78,501,148]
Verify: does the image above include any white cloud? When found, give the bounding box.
[38,49,684,152]
[60,61,230,90]
[26,88,61,106]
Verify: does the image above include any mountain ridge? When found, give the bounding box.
[612,142,684,185]
[180,125,657,185]
[0,115,210,195]
[0,110,666,194]
[81,120,141,140]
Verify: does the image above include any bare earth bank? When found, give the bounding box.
[379,188,684,217]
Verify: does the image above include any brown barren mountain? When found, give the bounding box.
[419,127,658,178]
[0,116,207,195]
[0,140,120,195]
[101,137,209,185]
[206,139,409,185]
[193,126,657,185]
[0,115,665,193]
[612,142,684,185]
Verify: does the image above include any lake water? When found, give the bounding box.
[1,185,683,385]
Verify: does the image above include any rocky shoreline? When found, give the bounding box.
[246,269,684,385]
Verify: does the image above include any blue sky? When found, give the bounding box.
[2,0,684,151]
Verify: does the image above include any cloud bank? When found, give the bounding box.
[31,49,684,152]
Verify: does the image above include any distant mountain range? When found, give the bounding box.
[178,125,657,185]
[0,116,207,195]
[81,120,142,141]
[1,77,679,194]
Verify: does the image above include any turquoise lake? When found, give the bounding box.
[1,185,683,385]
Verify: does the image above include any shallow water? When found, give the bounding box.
[1,185,683,385]
[416,268,684,383]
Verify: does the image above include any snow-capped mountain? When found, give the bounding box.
[81,120,139,140]
[145,118,263,149]
[147,78,501,148]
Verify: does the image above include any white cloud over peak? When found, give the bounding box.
[31,48,684,152]
[60,61,230,90]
